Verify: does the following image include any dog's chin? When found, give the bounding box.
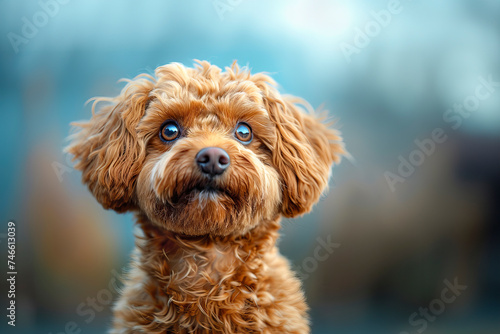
[147,185,258,237]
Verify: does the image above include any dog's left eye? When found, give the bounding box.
[160,121,181,142]
[235,122,252,144]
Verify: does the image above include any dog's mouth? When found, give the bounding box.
[192,184,230,197]
[194,184,224,193]
[168,181,234,205]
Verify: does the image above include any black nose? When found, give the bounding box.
[196,147,230,177]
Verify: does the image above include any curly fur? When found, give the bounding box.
[67,61,344,333]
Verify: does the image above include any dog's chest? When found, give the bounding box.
[148,243,270,327]
[163,244,260,296]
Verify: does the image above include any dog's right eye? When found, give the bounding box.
[234,122,253,144]
[160,121,181,142]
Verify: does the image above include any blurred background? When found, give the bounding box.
[1,0,499,333]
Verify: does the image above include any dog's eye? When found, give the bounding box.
[235,122,252,144]
[160,121,181,142]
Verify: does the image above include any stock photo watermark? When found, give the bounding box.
[212,0,244,21]
[339,0,413,63]
[6,221,17,327]
[292,235,340,281]
[7,0,71,54]
[400,277,467,334]
[52,154,74,183]
[48,267,125,334]
[385,74,500,192]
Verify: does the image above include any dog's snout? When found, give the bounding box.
[196,147,230,177]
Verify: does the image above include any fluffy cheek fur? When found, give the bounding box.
[136,134,281,236]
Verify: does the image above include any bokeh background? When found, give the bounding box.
[1,0,500,333]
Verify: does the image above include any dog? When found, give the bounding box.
[67,61,344,333]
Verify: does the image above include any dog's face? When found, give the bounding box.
[68,61,344,236]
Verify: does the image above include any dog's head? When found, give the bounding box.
[67,61,344,236]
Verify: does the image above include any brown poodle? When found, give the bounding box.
[67,61,344,333]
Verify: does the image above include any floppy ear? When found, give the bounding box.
[264,93,344,218]
[66,75,155,212]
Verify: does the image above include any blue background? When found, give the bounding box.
[1,0,500,333]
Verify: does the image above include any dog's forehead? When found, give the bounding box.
[155,76,264,103]
[146,79,269,128]
[196,113,222,127]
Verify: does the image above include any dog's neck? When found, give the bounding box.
[134,213,281,299]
